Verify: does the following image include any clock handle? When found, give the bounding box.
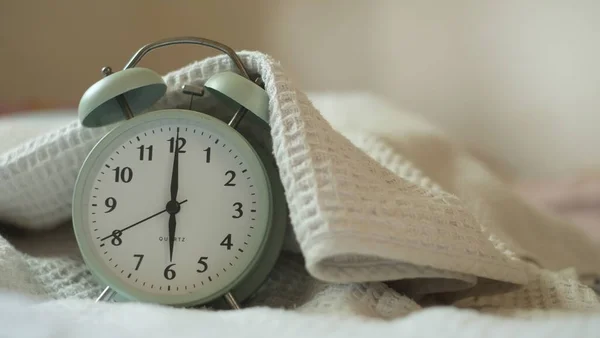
[123,36,251,80]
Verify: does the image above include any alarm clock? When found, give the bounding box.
[71,37,288,310]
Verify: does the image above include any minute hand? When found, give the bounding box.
[170,128,179,201]
[100,199,188,241]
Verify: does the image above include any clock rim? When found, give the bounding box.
[72,108,281,307]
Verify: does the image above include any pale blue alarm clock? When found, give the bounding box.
[71,37,288,309]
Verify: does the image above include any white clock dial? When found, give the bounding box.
[73,111,271,305]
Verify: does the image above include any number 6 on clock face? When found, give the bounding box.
[72,109,273,307]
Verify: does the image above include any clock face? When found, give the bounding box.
[72,110,271,306]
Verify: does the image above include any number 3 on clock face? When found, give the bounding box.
[72,109,273,307]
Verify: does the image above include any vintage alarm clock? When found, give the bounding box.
[71,37,288,309]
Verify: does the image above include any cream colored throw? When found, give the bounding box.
[0,52,598,337]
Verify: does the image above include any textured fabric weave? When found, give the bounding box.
[0,51,599,337]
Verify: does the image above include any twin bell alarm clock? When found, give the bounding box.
[71,37,288,310]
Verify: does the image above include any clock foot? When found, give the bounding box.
[95,286,116,302]
[223,292,241,310]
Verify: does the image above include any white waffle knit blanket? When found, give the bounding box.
[0,51,599,337]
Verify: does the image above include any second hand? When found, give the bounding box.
[100,199,188,241]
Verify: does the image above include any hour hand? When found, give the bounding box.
[168,213,176,262]
[165,199,181,261]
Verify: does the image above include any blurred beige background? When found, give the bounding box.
[1,0,599,178]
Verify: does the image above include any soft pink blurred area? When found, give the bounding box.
[515,174,600,245]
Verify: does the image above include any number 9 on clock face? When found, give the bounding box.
[72,109,272,306]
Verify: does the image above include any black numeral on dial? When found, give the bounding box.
[168,136,186,153]
[196,257,208,273]
[113,166,133,183]
[224,170,236,186]
[133,254,144,270]
[104,197,117,213]
[111,230,122,246]
[204,147,211,163]
[164,263,176,280]
[232,202,243,218]
[220,234,233,250]
[137,145,153,161]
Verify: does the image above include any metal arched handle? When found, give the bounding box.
[123,36,250,79]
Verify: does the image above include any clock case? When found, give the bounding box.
[73,37,289,309]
